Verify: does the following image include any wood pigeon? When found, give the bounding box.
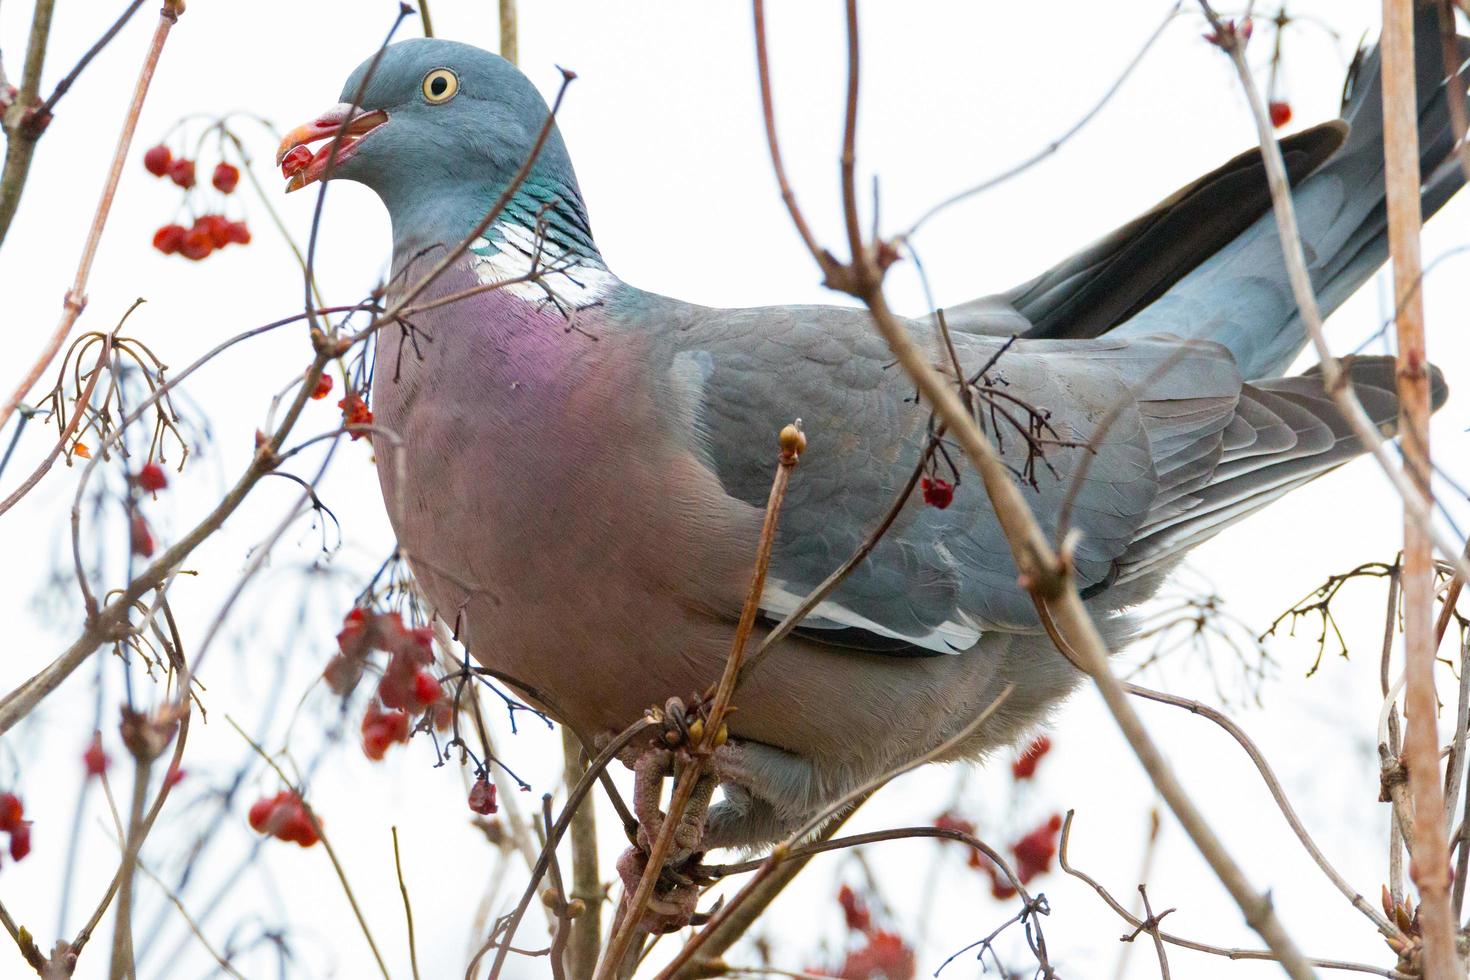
[277,13,1462,851]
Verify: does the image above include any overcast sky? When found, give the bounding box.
[2,1,1468,977]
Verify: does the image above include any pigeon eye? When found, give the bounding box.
[422,68,459,104]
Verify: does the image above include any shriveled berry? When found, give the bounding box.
[310,374,333,400]
[169,158,196,189]
[152,224,187,255]
[468,776,498,815]
[143,144,172,177]
[338,393,373,439]
[211,162,240,193]
[281,145,312,179]
[137,462,168,493]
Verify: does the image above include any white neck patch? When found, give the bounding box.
[471,221,613,313]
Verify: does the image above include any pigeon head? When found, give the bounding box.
[277,39,583,244]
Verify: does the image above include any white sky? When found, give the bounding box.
[2,1,1468,978]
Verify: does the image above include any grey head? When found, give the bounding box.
[278,39,592,255]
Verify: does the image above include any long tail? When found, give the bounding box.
[1112,9,1468,378]
[952,10,1469,380]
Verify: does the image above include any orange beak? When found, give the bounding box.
[276,103,389,192]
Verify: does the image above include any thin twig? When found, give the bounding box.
[393,827,423,980]
[1,0,185,433]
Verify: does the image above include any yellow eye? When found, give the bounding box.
[422,68,458,104]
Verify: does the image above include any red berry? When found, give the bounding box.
[83,734,109,777]
[196,214,231,249]
[152,224,187,255]
[838,883,871,933]
[411,670,441,709]
[1268,100,1292,128]
[169,158,196,189]
[143,144,172,177]
[921,476,954,509]
[247,796,274,832]
[468,776,498,815]
[130,513,155,557]
[1011,735,1052,781]
[225,219,251,245]
[211,162,240,194]
[310,374,333,400]
[1012,814,1064,883]
[8,822,30,862]
[281,145,312,179]
[0,793,22,833]
[136,462,168,493]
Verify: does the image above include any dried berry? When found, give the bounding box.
[468,776,498,815]
[310,374,334,400]
[168,158,196,189]
[211,162,240,194]
[338,393,373,439]
[142,144,172,177]
[136,462,168,493]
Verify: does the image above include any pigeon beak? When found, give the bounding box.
[276,103,389,192]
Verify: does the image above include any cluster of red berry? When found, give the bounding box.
[0,793,32,866]
[819,885,916,979]
[129,461,171,559]
[324,609,450,763]
[142,144,251,261]
[247,790,320,848]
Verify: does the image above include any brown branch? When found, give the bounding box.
[1127,683,1398,937]
[499,0,518,65]
[0,0,57,246]
[561,728,602,980]
[662,687,1028,979]
[1378,0,1456,971]
[392,827,423,980]
[478,716,657,979]
[597,425,803,980]
[227,716,390,980]
[1,0,185,434]
[1060,812,1412,979]
[747,1,1320,974]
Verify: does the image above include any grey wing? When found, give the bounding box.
[662,302,1238,649]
